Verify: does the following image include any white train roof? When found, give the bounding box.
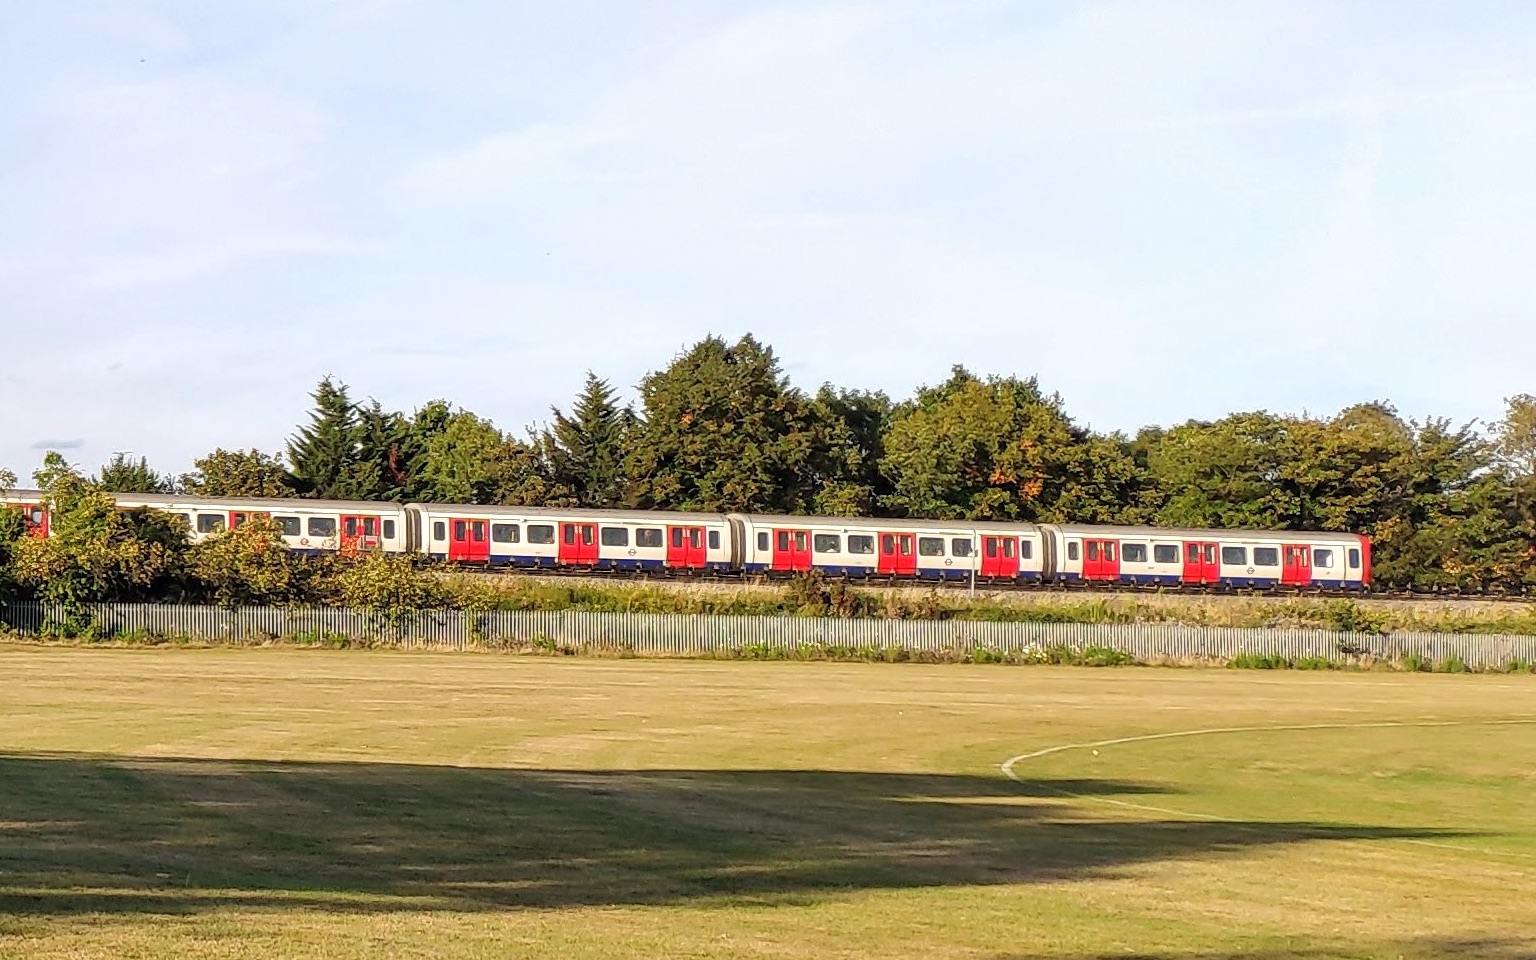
[406,503,729,524]
[1050,523,1363,543]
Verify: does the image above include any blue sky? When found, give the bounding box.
[4,1,1535,480]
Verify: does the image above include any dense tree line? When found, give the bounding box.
[7,334,1536,593]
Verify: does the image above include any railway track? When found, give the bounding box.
[432,564,1536,606]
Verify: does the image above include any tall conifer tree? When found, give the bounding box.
[287,378,362,499]
[542,374,634,507]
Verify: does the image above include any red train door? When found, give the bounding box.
[1182,542,1221,584]
[771,529,812,571]
[341,515,381,552]
[559,522,598,565]
[1083,539,1119,581]
[449,519,489,562]
[981,536,1019,578]
[14,504,49,537]
[1283,545,1311,586]
[667,526,707,568]
[1182,542,1204,584]
[878,532,917,575]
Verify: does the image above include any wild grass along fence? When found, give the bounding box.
[4,602,1535,669]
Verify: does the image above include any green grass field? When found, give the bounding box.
[1,646,1532,959]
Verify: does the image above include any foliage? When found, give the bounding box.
[623,335,832,513]
[94,453,175,494]
[417,411,561,506]
[286,378,399,500]
[810,386,894,516]
[186,515,302,606]
[10,332,1536,596]
[181,449,295,498]
[324,551,447,619]
[540,373,635,508]
[878,367,1140,521]
[10,453,186,616]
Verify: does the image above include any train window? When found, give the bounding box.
[899,535,913,556]
[847,535,874,554]
[708,530,720,550]
[526,524,554,544]
[757,532,770,551]
[1314,548,1333,568]
[275,516,301,537]
[601,527,629,547]
[492,523,520,543]
[813,534,841,553]
[1021,540,1032,559]
[1348,548,1361,569]
[985,539,998,558]
[1153,544,1179,564]
[1253,547,1279,566]
[453,520,466,541]
[196,514,225,534]
[918,537,945,557]
[472,522,486,543]
[951,538,973,557]
[636,528,663,548]
[432,521,446,541]
[793,531,807,551]
[563,525,575,545]
[1123,543,1147,563]
[1086,541,1099,561]
[1187,543,1201,563]
[382,520,396,540]
[1067,541,1079,561]
[308,517,337,538]
[171,512,191,528]
[1222,546,1248,566]
[671,528,684,548]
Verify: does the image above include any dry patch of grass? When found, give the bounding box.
[0,650,1532,959]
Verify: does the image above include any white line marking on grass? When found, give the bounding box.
[1000,718,1536,864]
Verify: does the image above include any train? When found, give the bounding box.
[1,489,1372,590]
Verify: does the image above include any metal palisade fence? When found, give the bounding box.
[3,601,1536,669]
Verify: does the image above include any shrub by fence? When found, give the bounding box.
[4,602,1536,670]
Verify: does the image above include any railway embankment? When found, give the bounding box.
[431,572,1536,636]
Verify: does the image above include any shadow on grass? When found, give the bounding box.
[0,753,1460,915]
[996,939,1536,960]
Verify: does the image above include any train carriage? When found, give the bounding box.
[1044,524,1370,589]
[408,504,735,573]
[735,515,1048,583]
[0,489,410,554]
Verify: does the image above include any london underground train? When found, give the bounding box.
[0,489,1371,590]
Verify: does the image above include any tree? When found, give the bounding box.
[0,485,25,603]
[186,515,302,606]
[9,453,187,618]
[624,335,829,513]
[351,400,414,501]
[417,411,561,506]
[94,453,173,494]
[1492,394,1536,479]
[540,373,635,507]
[809,386,893,516]
[181,449,295,498]
[878,368,1140,522]
[287,378,365,499]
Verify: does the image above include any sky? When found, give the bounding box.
[4,0,1536,482]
